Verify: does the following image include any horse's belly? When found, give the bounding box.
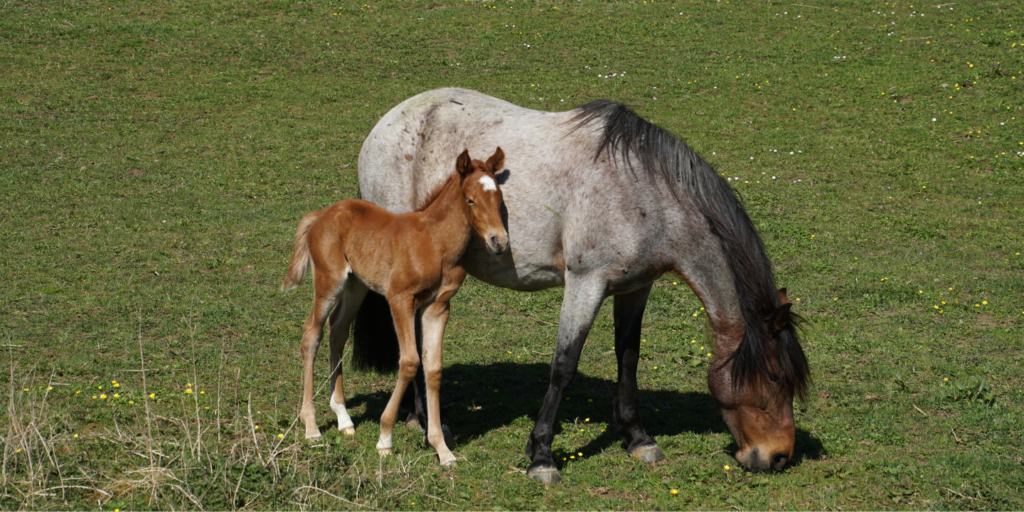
[461,239,566,291]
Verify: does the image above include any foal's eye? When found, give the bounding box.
[467,199,476,206]
[768,372,780,384]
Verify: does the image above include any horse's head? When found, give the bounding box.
[707,288,808,472]
[456,147,509,255]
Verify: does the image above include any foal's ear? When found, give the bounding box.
[768,303,792,332]
[778,287,789,305]
[456,149,473,177]
[485,147,505,173]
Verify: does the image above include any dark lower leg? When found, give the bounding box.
[613,285,658,452]
[526,279,606,475]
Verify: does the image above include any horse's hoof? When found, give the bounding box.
[340,426,355,436]
[377,447,392,456]
[629,444,665,464]
[526,465,562,484]
[304,430,322,440]
[439,454,457,467]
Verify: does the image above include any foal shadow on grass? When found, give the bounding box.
[343,361,824,468]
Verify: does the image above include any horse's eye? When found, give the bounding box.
[467,199,476,205]
[768,372,780,384]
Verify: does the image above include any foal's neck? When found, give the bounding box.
[417,175,472,256]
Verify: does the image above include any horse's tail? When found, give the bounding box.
[280,211,321,291]
[351,291,401,373]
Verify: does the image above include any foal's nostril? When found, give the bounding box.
[770,452,789,470]
[490,235,498,247]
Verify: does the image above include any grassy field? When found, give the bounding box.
[2,0,1023,509]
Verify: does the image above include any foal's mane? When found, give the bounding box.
[415,171,460,212]
[571,101,809,397]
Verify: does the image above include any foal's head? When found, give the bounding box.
[455,148,509,255]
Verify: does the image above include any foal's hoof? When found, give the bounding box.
[421,424,456,449]
[406,417,425,432]
[629,444,666,464]
[340,426,355,436]
[377,447,392,456]
[526,465,562,484]
[439,454,457,467]
[304,429,322,440]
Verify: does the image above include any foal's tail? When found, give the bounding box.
[280,210,321,291]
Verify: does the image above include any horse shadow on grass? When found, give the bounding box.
[342,362,824,468]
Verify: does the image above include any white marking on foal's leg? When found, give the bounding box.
[479,175,497,192]
[376,433,393,455]
[329,396,355,435]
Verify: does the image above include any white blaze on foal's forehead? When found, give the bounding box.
[478,175,497,192]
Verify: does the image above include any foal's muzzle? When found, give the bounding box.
[486,231,509,255]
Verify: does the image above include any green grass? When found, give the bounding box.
[2,0,1023,509]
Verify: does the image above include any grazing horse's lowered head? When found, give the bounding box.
[707,288,807,472]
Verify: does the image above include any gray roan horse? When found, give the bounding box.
[351,88,809,483]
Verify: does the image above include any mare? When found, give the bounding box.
[282,147,508,466]
[355,88,810,483]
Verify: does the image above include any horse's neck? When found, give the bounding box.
[416,177,472,259]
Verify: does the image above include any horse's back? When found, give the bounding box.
[357,89,676,292]
[359,88,563,212]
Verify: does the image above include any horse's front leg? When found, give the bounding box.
[613,283,664,463]
[526,276,607,484]
[420,299,455,466]
[377,295,419,456]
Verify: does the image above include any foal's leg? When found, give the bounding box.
[376,296,419,455]
[299,272,345,439]
[525,275,607,484]
[420,300,455,465]
[612,283,664,463]
[402,311,429,433]
[327,277,369,435]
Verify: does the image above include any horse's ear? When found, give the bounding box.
[768,303,792,332]
[456,149,472,177]
[485,147,505,173]
[778,287,789,305]
[495,168,511,185]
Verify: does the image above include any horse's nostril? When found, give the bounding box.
[770,452,789,470]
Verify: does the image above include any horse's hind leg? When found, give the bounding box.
[299,273,344,439]
[612,284,664,463]
[376,295,419,456]
[327,276,368,436]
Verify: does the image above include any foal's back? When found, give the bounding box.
[306,198,437,296]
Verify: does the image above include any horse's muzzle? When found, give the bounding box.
[735,446,792,472]
[486,232,509,255]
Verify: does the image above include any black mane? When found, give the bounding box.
[571,100,809,397]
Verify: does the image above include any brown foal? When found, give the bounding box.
[282,148,508,465]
